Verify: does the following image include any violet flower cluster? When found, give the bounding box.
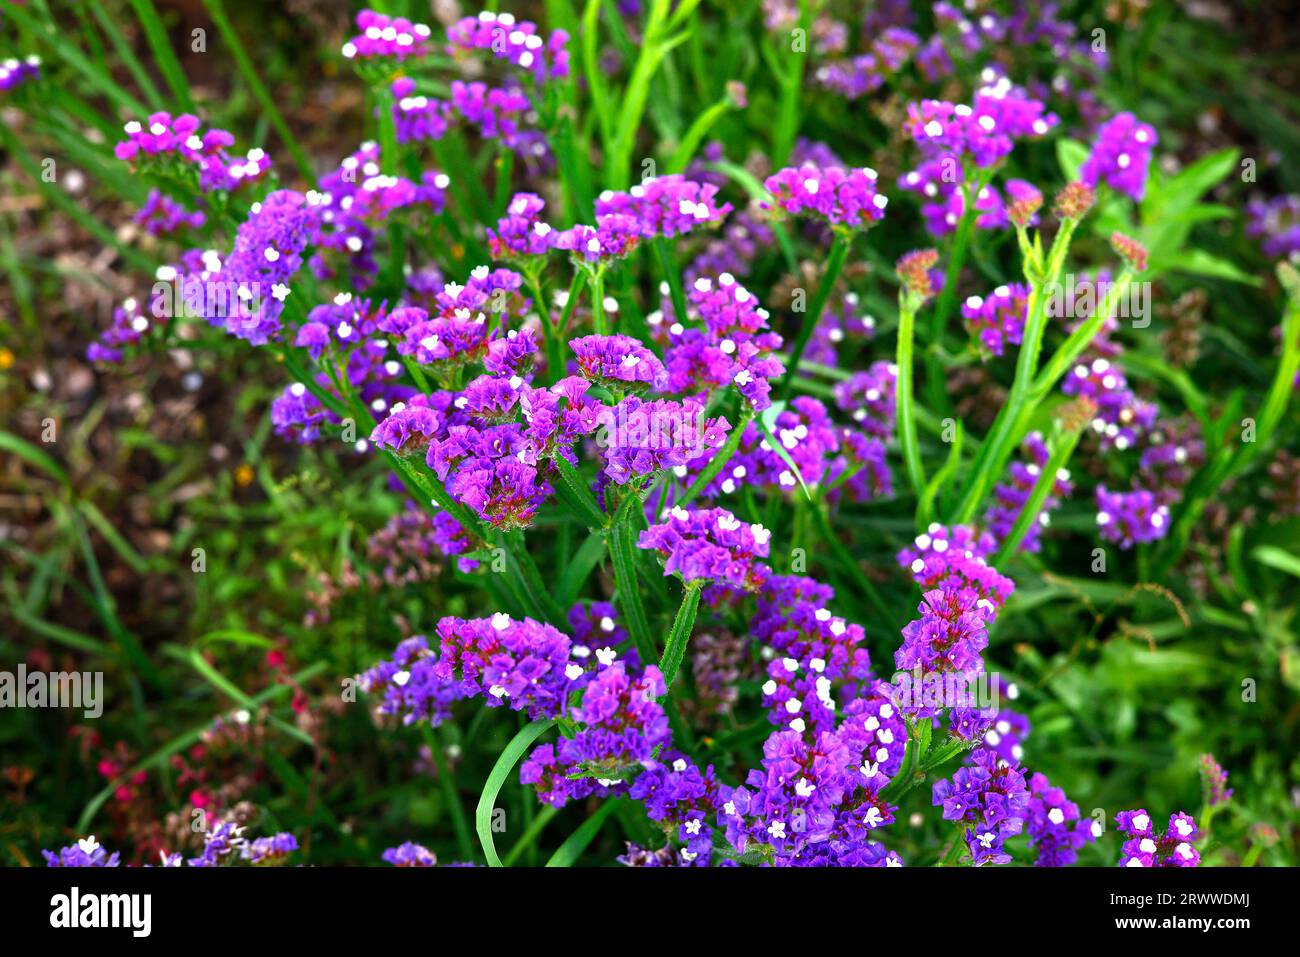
[637,506,772,592]
[764,163,889,229]
[1246,194,1300,261]
[1116,809,1201,867]
[0,54,40,92]
[932,746,1029,865]
[115,113,272,193]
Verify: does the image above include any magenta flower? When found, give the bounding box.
[638,506,772,591]
[764,163,888,229]
[1080,112,1157,201]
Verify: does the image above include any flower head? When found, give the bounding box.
[638,506,772,591]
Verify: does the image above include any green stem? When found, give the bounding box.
[525,270,566,384]
[923,180,981,413]
[503,805,560,866]
[652,237,689,334]
[557,269,588,339]
[928,177,982,342]
[590,268,608,334]
[948,220,1087,524]
[607,0,675,189]
[203,0,314,183]
[421,725,475,862]
[679,408,752,505]
[895,290,928,500]
[658,581,703,690]
[938,834,968,866]
[991,420,1085,566]
[607,493,657,664]
[668,93,734,173]
[771,1,810,167]
[916,420,963,529]
[779,231,850,398]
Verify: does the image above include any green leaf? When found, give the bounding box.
[1056,138,1088,181]
[607,495,658,663]
[552,458,608,528]
[0,430,71,489]
[557,530,610,607]
[1167,248,1262,285]
[545,797,621,866]
[477,719,557,867]
[754,402,814,502]
[1251,545,1300,579]
[658,582,703,690]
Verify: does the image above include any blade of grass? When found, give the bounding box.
[544,797,620,866]
[202,0,314,182]
[477,718,557,866]
[129,0,196,112]
[75,663,327,831]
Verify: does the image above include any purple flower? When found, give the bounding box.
[560,663,670,775]
[638,506,772,591]
[962,283,1028,357]
[751,575,875,734]
[1080,112,1157,201]
[680,398,867,500]
[932,747,1029,865]
[204,190,320,344]
[115,113,272,193]
[1095,485,1169,548]
[595,175,732,238]
[764,164,888,228]
[432,613,592,719]
[834,361,897,438]
[895,585,994,678]
[1245,194,1300,260]
[907,87,1056,169]
[341,10,432,61]
[1063,357,1158,452]
[134,189,205,236]
[242,832,299,864]
[1117,809,1200,867]
[43,835,120,867]
[359,634,473,726]
[488,192,557,258]
[663,273,785,411]
[369,397,443,455]
[556,214,641,263]
[570,334,668,391]
[1025,773,1098,866]
[0,55,40,93]
[596,395,730,485]
[898,524,1014,608]
[447,12,569,81]
[382,842,438,866]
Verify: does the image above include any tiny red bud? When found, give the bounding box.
[1008,186,1043,228]
[1109,231,1149,271]
[896,248,940,301]
[1053,181,1096,220]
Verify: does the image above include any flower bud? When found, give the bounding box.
[896,248,940,302]
[1053,181,1096,220]
[1110,231,1149,272]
